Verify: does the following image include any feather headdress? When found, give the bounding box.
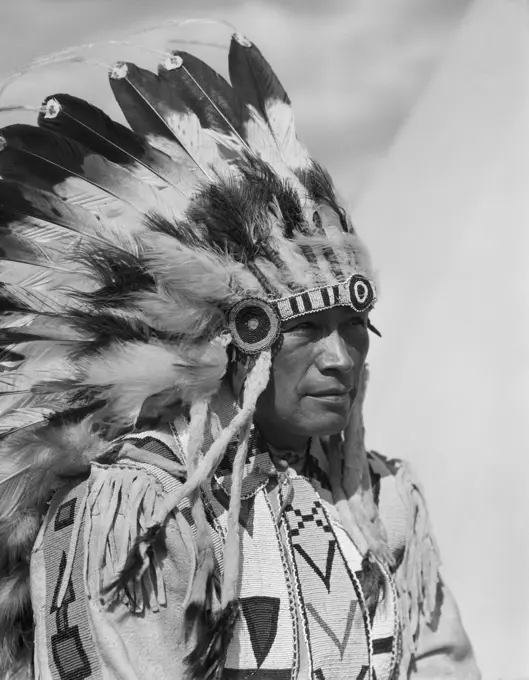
[0,30,381,678]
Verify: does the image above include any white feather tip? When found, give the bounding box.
[163,54,183,71]
[233,33,252,48]
[44,97,61,119]
[109,61,129,80]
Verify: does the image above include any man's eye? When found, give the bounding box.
[285,321,317,333]
[347,317,366,327]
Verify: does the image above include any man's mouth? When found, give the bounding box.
[306,387,353,405]
[308,386,351,398]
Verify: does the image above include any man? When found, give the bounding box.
[0,29,479,679]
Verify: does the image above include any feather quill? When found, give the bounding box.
[38,94,191,213]
[155,59,234,175]
[0,407,54,435]
[0,349,24,365]
[1,219,81,264]
[228,34,311,172]
[0,181,137,255]
[0,229,58,269]
[0,125,176,224]
[158,51,247,158]
[164,51,244,134]
[109,61,214,179]
[0,320,84,347]
[0,261,92,315]
[302,162,352,233]
[0,238,76,274]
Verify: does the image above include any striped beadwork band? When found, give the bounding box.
[228,274,376,354]
[274,273,376,321]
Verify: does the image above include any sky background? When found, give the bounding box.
[1,1,527,678]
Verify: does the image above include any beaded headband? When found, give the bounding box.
[228,273,377,354]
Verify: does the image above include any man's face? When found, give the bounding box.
[254,306,369,448]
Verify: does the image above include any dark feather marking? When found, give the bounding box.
[0,180,129,254]
[186,179,270,262]
[73,247,156,308]
[110,62,187,139]
[101,524,163,608]
[0,284,33,313]
[0,282,67,321]
[300,163,351,277]
[237,156,306,237]
[109,62,210,178]
[144,211,205,248]
[68,309,152,347]
[299,244,318,267]
[228,37,290,128]
[0,349,24,363]
[0,328,80,347]
[357,553,386,623]
[184,599,240,679]
[0,419,46,441]
[0,124,154,216]
[160,51,245,136]
[0,126,77,191]
[39,94,149,167]
[38,93,188,195]
[45,399,106,427]
[0,228,46,267]
[186,156,304,262]
[301,162,351,233]
[1,123,96,186]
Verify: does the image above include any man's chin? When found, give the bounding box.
[298,402,351,438]
[311,418,349,438]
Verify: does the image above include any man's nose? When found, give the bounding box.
[317,331,355,374]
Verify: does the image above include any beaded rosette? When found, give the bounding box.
[228,274,376,354]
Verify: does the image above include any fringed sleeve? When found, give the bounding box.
[85,462,170,613]
[391,460,442,676]
[31,453,203,680]
[370,453,480,679]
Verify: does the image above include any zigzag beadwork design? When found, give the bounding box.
[283,478,371,678]
[306,600,358,660]
[293,542,335,593]
[356,666,370,680]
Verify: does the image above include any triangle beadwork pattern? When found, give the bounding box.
[240,596,281,668]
